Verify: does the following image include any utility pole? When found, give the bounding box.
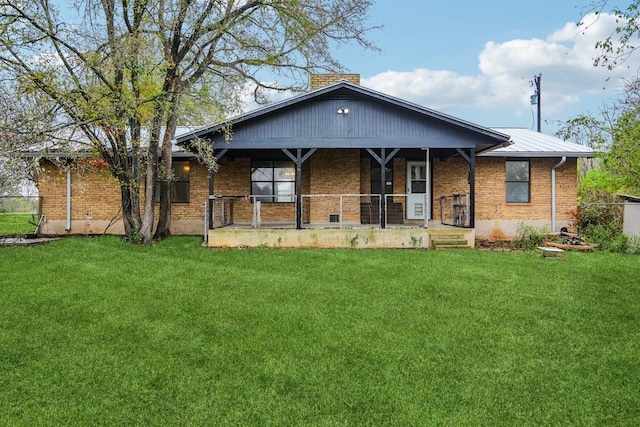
[530,74,542,132]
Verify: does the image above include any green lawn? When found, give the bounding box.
[0,213,37,236]
[1,237,639,426]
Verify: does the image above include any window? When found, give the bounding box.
[506,160,529,203]
[155,160,190,203]
[251,161,295,202]
[371,164,393,195]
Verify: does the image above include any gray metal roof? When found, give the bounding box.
[618,194,640,202]
[481,128,594,158]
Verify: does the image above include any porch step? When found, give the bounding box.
[429,231,471,249]
[431,240,470,249]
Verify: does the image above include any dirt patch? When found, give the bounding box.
[475,238,515,251]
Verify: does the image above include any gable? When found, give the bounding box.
[177,82,510,152]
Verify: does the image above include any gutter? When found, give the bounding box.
[65,166,72,232]
[551,156,567,232]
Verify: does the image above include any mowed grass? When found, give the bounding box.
[0,213,36,236]
[0,237,639,426]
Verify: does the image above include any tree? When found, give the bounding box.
[590,0,640,68]
[606,106,640,192]
[0,80,58,196]
[561,0,640,195]
[0,0,377,243]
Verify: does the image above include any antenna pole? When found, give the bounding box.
[534,74,541,132]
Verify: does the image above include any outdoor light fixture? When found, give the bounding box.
[337,107,349,114]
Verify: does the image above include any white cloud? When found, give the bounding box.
[361,12,637,121]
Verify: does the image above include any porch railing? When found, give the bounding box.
[207,193,439,229]
[440,194,470,227]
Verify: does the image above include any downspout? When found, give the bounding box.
[65,165,72,232]
[551,156,566,232]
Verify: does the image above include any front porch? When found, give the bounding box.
[206,193,474,248]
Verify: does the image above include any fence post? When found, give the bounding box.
[339,195,343,229]
[203,201,208,243]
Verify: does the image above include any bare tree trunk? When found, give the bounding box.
[138,107,163,243]
[120,185,138,239]
[154,90,181,240]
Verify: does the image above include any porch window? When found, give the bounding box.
[506,160,529,203]
[155,160,190,203]
[251,161,295,202]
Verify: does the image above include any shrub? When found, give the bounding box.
[580,223,632,253]
[512,223,547,250]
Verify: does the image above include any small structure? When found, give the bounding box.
[619,194,640,238]
[538,246,565,260]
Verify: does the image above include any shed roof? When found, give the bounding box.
[618,194,640,202]
[482,128,593,158]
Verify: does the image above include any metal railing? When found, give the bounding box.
[206,193,440,230]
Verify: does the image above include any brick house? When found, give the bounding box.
[37,74,592,247]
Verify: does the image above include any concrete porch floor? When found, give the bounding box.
[207,222,474,248]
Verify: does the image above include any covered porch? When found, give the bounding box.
[205,189,474,247]
[176,80,511,248]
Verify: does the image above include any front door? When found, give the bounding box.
[406,161,428,220]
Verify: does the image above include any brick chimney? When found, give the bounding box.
[310,73,360,91]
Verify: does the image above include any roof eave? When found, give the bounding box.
[480,151,594,158]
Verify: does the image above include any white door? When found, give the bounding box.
[406,161,428,220]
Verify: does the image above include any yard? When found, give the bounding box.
[0,213,38,236]
[1,236,639,426]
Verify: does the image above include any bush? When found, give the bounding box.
[512,223,547,250]
[627,235,640,254]
[580,223,632,253]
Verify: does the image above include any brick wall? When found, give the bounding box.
[38,159,208,235]
[309,149,361,223]
[35,150,574,234]
[432,156,578,236]
[310,74,360,90]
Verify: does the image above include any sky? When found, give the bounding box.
[271,0,640,136]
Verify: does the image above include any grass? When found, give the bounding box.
[1,236,639,426]
[0,213,37,236]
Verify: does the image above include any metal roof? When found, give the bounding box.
[618,194,640,202]
[481,128,594,158]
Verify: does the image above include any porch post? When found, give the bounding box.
[208,170,214,229]
[456,147,476,228]
[282,148,316,230]
[380,148,387,228]
[296,149,303,229]
[209,149,227,230]
[469,148,475,228]
[366,148,400,229]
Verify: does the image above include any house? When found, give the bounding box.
[36,74,593,247]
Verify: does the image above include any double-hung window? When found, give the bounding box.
[251,161,295,202]
[506,160,530,203]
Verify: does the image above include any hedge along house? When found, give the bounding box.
[173,74,593,248]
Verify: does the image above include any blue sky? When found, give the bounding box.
[313,0,638,136]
